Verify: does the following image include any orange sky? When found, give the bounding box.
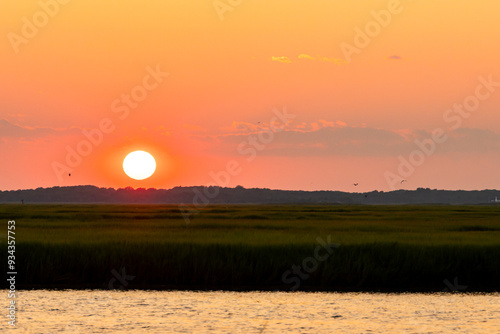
[1,0,500,192]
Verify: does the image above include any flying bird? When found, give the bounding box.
[353,183,358,186]
[401,180,406,184]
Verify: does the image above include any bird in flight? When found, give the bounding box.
[353,183,358,186]
[401,180,406,183]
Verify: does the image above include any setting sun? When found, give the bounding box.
[123,151,156,180]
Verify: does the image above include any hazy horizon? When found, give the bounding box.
[3,183,500,193]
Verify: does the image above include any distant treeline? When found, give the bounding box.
[1,185,500,204]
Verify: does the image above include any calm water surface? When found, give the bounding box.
[3,290,500,333]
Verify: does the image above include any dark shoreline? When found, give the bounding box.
[3,185,500,205]
[13,285,500,294]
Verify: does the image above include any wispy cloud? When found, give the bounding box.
[186,118,500,157]
[220,121,262,133]
[273,54,347,64]
[271,56,292,63]
[0,119,79,140]
[298,54,316,60]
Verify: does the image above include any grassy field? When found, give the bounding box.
[1,204,500,291]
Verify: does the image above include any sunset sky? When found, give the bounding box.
[1,0,500,192]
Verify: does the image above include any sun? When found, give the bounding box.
[123,151,156,180]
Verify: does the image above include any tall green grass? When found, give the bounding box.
[12,242,500,291]
[1,204,500,291]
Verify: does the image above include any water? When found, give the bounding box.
[3,290,500,333]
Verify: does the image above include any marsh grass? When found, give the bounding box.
[1,204,500,291]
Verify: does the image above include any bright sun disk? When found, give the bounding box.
[123,150,156,180]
